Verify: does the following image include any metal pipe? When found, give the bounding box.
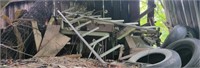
[57,10,106,63]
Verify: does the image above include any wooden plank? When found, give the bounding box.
[13,26,24,59]
[119,48,150,60]
[86,22,114,32]
[1,14,24,58]
[147,0,155,26]
[34,33,70,57]
[60,29,109,36]
[117,26,135,40]
[31,21,42,51]
[39,25,61,50]
[125,35,137,49]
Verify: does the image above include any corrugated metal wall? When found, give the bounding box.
[164,0,200,38]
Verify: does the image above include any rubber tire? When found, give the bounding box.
[127,49,181,68]
[185,26,198,39]
[166,38,200,67]
[161,25,187,48]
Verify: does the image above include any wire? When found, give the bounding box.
[0,44,33,57]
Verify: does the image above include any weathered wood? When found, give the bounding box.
[125,35,137,49]
[118,45,124,59]
[34,33,70,57]
[39,25,61,50]
[117,27,135,40]
[31,21,42,51]
[86,22,115,32]
[2,15,24,58]
[1,14,12,25]
[147,0,155,26]
[13,26,24,59]
[82,27,99,37]
[61,29,109,36]
[119,48,150,60]
[75,21,92,30]
[58,10,105,63]
[48,17,55,25]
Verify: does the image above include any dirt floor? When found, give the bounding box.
[0,56,107,68]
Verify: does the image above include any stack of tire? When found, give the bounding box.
[127,25,200,68]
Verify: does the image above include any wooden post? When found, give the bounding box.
[147,0,155,26]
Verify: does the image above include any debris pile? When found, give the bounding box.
[1,1,199,68]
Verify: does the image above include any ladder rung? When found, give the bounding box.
[81,27,99,37]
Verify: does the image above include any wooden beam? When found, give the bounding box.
[61,29,109,37]
[117,27,135,40]
[13,25,24,59]
[125,35,137,49]
[31,21,42,51]
[147,0,155,26]
[119,48,150,60]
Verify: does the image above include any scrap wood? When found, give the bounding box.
[58,10,105,63]
[117,26,135,40]
[86,22,115,32]
[39,25,61,50]
[119,48,150,60]
[34,32,70,57]
[13,25,24,59]
[31,21,42,51]
[125,35,137,50]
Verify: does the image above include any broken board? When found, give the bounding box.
[117,26,135,40]
[31,21,42,51]
[34,33,70,57]
[125,35,137,49]
[39,25,61,50]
